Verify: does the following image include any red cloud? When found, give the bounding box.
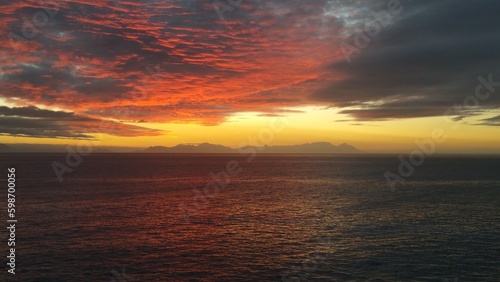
[0,0,346,128]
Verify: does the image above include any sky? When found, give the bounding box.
[0,0,499,153]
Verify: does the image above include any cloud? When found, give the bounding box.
[0,0,347,126]
[0,106,165,138]
[312,0,500,120]
[477,115,500,127]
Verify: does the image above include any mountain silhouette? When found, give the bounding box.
[247,142,360,154]
[0,142,361,154]
[144,142,235,153]
[144,142,360,154]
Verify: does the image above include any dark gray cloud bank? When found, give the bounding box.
[313,0,500,122]
[0,106,163,139]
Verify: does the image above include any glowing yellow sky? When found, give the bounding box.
[2,106,498,154]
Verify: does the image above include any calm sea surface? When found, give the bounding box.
[1,154,499,281]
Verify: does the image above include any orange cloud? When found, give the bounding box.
[0,0,346,127]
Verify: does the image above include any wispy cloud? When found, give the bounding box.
[477,115,500,127]
[0,106,164,138]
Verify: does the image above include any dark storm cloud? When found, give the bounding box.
[0,106,164,138]
[313,0,500,121]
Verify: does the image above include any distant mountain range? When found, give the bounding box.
[0,142,361,154]
[144,142,361,154]
[144,143,235,154]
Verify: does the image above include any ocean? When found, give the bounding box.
[1,154,499,281]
